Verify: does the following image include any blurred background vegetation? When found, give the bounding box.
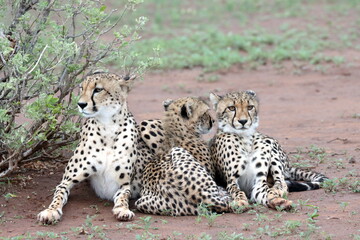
[116,0,360,73]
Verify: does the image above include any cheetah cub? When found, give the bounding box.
[135,97,231,216]
[38,73,140,224]
[210,90,328,210]
[139,103,216,179]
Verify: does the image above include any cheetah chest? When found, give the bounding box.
[234,134,274,197]
[87,123,137,200]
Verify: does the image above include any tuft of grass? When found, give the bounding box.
[308,145,327,163]
[126,215,160,240]
[242,223,251,231]
[71,215,109,240]
[297,199,310,210]
[322,178,339,193]
[217,231,245,240]
[196,203,223,227]
[307,207,320,223]
[349,180,360,193]
[352,113,360,119]
[256,225,272,238]
[253,213,269,223]
[338,202,349,212]
[299,223,321,239]
[321,177,360,193]
[3,193,17,202]
[284,220,302,234]
[35,231,60,239]
[333,159,345,169]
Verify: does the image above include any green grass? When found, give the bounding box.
[196,203,223,227]
[123,0,360,36]
[131,27,345,72]
[109,0,360,73]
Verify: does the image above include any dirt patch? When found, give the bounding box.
[1,59,359,239]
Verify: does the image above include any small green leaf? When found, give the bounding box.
[100,5,106,12]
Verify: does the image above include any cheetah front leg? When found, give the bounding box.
[37,160,90,224]
[227,180,249,210]
[112,172,135,221]
[269,160,289,197]
[267,161,292,210]
[112,187,134,221]
[249,155,271,206]
[250,152,292,210]
[269,143,289,197]
[213,140,250,210]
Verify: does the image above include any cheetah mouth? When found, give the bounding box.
[234,127,249,131]
[232,125,248,130]
[80,111,97,117]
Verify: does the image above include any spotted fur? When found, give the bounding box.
[37,73,151,224]
[139,119,164,155]
[209,90,328,210]
[135,97,231,215]
[139,98,216,178]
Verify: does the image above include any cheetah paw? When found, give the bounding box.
[37,209,62,224]
[268,197,293,211]
[270,187,286,198]
[230,199,250,213]
[112,207,135,221]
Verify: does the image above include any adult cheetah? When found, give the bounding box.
[135,97,232,215]
[37,73,151,224]
[210,90,328,210]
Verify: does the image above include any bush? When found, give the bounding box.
[0,0,158,177]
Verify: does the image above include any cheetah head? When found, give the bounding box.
[210,90,259,136]
[77,72,135,118]
[163,97,215,135]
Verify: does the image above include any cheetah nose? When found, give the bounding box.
[238,119,248,126]
[78,102,88,109]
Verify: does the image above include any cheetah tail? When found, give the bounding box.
[287,166,328,182]
[285,166,328,192]
[286,180,320,192]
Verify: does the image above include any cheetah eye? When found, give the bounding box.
[93,88,103,93]
[227,106,236,111]
[247,105,254,111]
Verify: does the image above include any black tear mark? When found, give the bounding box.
[181,105,189,119]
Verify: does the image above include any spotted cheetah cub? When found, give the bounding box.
[210,90,328,210]
[139,103,216,179]
[135,97,231,215]
[38,73,140,224]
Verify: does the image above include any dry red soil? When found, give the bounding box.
[1,58,360,239]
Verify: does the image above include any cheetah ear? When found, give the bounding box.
[120,75,136,93]
[209,92,221,110]
[122,75,136,82]
[245,90,256,97]
[92,69,107,75]
[163,99,173,111]
[180,102,193,119]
